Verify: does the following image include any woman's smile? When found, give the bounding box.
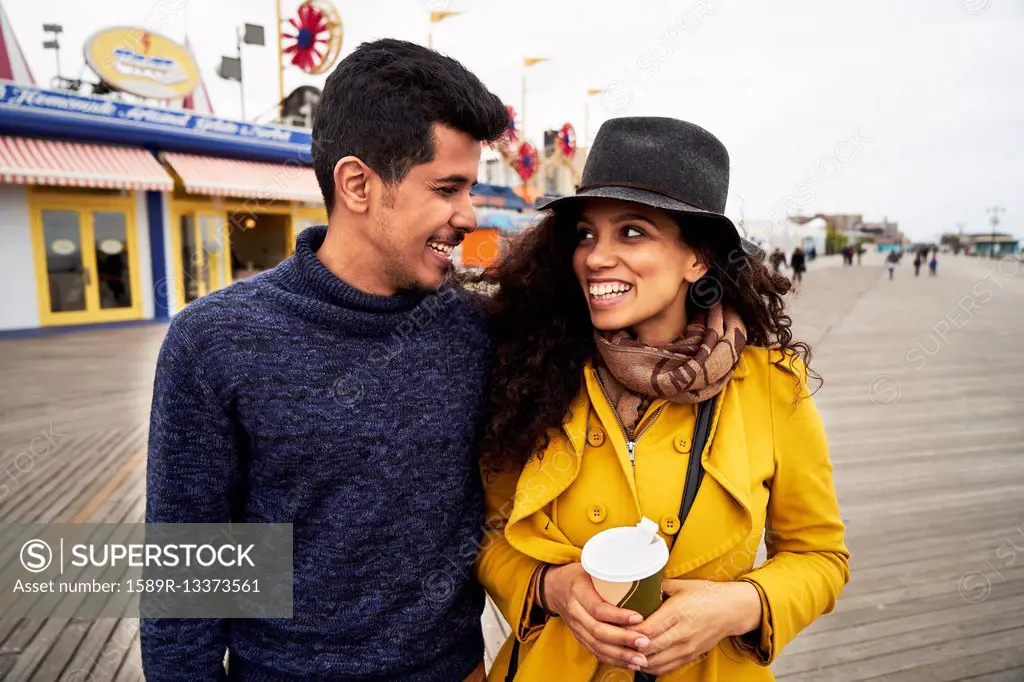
[588,278,635,308]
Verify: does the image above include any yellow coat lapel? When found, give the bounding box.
[504,390,586,564]
[666,358,755,576]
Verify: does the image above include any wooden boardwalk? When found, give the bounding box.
[775,253,1024,681]
[0,252,1021,680]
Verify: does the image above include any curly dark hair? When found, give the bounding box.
[477,206,815,471]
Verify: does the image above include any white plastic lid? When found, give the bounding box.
[581,517,669,582]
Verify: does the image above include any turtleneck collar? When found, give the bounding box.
[266,226,458,336]
[277,226,426,311]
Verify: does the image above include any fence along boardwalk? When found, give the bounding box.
[0,253,1021,680]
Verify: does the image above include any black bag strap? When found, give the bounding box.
[678,395,716,535]
[507,397,718,682]
[634,396,717,682]
[506,639,520,681]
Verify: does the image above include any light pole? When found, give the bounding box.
[276,0,284,112]
[428,11,462,50]
[218,23,265,121]
[584,87,604,149]
[521,57,550,146]
[986,206,1005,259]
[42,24,63,82]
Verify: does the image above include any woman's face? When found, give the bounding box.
[572,199,708,340]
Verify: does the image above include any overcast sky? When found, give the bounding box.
[6,0,1022,240]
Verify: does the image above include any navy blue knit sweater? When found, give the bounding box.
[142,226,489,681]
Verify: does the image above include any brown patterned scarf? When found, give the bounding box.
[595,304,748,432]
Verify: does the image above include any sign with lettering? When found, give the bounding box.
[84,27,200,99]
[0,82,312,158]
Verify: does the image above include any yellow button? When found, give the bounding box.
[674,434,690,453]
[660,515,681,535]
[588,430,606,447]
[588,504,607,523]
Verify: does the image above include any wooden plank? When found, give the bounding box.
[799,575,1024,643]
[15,511,144,680]
[0,485,146,663]
[91,618,142,682]
[2,427,136,523]
[963,669,1024,682]
[857,646,1023,682]
[71,447,145,523]
[777,595,1024,673]
[111,630,143,682]
[787,592,1024,655]
[2,448,149,679]
[777,627,1024,682]
[52,618,134,682]
[0,428,106,515]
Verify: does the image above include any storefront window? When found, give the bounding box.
[201,215,227,292]
[93,211,133,309]
[229,212,290,280]
[42,210,86,313]
[179,214,203,303]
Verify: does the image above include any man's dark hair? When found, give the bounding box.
[311,38,508,214]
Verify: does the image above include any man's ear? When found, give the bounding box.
[333,156,371,214]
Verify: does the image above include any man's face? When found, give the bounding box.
[369,124,480,293]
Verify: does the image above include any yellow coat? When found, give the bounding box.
[476,346,850,682]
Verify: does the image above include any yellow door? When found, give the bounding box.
[176,209,229,306]
[293,205,327,250]
[30,194,143,327]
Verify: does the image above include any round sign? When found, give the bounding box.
[51,239,77,256]
[99,239,124,255]
[84,27,200,99]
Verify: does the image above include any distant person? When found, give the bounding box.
[886,250,899,280]
[913,252,923,277]
[791,246,807,284]
[808,244,817,261]
[769,247,787,273]
[856,244,863,265]
[929,252,938,276]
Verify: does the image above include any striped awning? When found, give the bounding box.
[162,152,322,203]
[0,136,173,191]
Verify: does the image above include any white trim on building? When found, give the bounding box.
[0,183,39,330]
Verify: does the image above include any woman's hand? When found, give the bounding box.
[543,562,653,671]
[630,579,762,676]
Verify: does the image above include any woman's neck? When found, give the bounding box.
[629,289,688,347]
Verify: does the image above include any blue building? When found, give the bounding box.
[965,233,1019,258]
[0,79,328,332]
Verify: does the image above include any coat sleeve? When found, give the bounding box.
[141,322,241,681]
[474,457,548,642]
[733,353,851,664]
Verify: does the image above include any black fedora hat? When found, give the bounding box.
[537,116,743,250]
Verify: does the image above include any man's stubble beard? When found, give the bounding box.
[374,212,445,296]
